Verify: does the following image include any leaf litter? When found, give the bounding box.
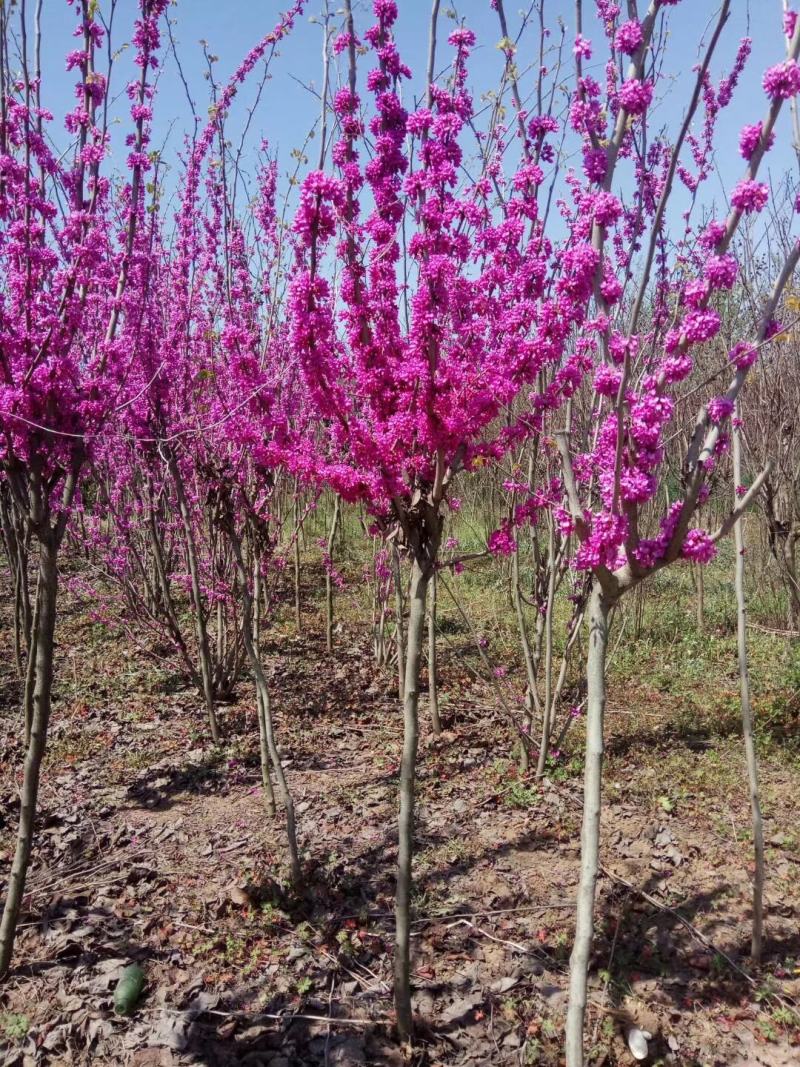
[1,584,799,1065]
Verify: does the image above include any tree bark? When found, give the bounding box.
[256,685,278,819]
[733,418,765,963]
[512,543,536,772]
[393,545,405,702]
[293,483,302,634]
[565,579,613,1067]
[325,495,340,653]
[168,456,220,744]
[22,569,40,746]
[536,514,558,777]
[0,533,58,977]
[228,530,300,883]
[252,560,275,815]
[427,569,441,734]
[394,555,430,1045]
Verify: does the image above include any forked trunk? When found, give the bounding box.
[254,670,299,882]
[565,579,613,1067]
[394,555,430,1045]
[0,534,58,977]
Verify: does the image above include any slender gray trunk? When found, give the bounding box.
[393,546,405,702]
[253,564,276,817]
[512,544,536,772]
[293,484,302,634]
[168,457,220,744]
[256,685,278,819]
[229,531,300,883]
[13,569,22,676]
[253,667,300,883]
[0,534,58,977]
[325,495,340,653]
[147,508,199,689]
[733,418,764,963]
[394,556,430,1045]
[13,544,31,674]
[427,569,441,735]
[565,580,613,1067]
[536,515,558,777]
[22,567,40,746]
[1,500,32,673]
[216,600,224,667]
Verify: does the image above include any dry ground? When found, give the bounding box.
[1,567,800,1066]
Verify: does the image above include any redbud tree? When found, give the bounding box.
[0,0,168,977]
[285,0,800,1053]
[507,3,800,1062]
[286,0,619,1040]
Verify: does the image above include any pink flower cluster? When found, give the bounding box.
[763,60,800,99]
[618,78,653,115]
[731,179,769,213]
[614,20,643,55]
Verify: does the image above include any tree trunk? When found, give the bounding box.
[512,543,536,772]
[252,561,276,816]
[427,569,441,735]
[695,562,705,634]
[536,515,558,777]
[168,457,220,744]
[22,571,40,746]
[0,534,58,978]
[394,556,430,1046]
[293,485,302,634]
[147,508,199,689]
[733,420,765,963]
[13,540,32,675]
[254,667,300,883]
[229,531,300,883]
[565,579,613,1067]
[325,495,340,653]
[393,545,405,702]
[256,685,277,818]
[1,503,31,678]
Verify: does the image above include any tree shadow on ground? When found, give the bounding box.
[594,872,799,1061]
[124,749,229,810]
[604,711,744,760]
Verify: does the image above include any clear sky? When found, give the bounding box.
[28,1,799,234]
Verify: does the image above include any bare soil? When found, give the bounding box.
[1,578,799,1066]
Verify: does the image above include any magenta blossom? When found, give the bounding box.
[731,179,769,213]
[763,59,800,99]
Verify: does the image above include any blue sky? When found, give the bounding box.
[28,1,799,233]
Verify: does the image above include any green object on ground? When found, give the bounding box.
[113,964,145,1015]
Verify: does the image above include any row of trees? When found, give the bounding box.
[1,1,799,1062]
